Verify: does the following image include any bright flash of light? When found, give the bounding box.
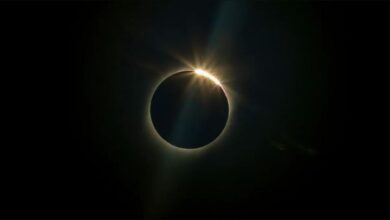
[194,69,222,86]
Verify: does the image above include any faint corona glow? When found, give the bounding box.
[194,69,222,86]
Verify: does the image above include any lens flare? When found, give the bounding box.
[194,69,222,86]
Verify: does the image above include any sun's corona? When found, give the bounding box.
[149,71,228,149]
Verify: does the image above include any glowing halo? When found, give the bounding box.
[145,68,234,154]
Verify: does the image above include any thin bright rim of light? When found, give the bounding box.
[194,69,222,86]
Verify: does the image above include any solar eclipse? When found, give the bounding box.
[149,69,229,149]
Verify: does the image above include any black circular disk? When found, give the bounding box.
[150,71,229,149]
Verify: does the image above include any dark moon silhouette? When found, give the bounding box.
[150,71,229,149]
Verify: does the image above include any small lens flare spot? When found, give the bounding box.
[194,69,222,86]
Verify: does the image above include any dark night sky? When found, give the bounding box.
[0,1,388,218]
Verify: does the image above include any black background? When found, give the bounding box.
[0,1,388,218]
